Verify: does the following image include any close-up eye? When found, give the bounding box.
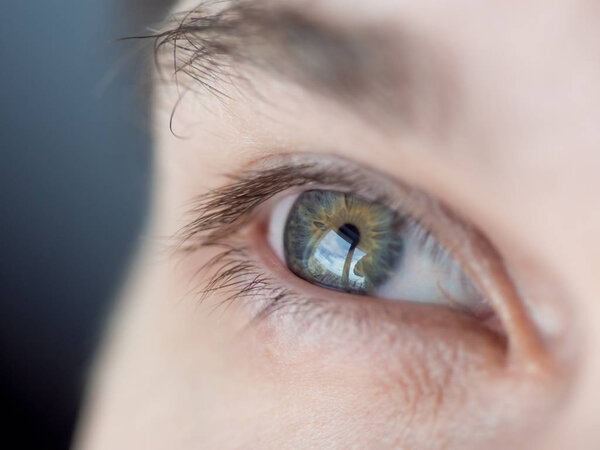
[14,0,599,447]
[152,139,572,446]
[267,188,492,320]
[185,153,530,351]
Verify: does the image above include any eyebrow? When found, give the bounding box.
[151,0,455,132]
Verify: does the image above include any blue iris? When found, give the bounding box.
[284,190,404,294]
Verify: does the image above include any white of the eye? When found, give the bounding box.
[376,224,482,310]
[267,193,299,261]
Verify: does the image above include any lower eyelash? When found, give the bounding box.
[191,239,377,334]
[195,242,306,322]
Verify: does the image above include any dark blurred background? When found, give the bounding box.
[0,1,171,448]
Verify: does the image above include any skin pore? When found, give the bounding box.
[77,0,600,448]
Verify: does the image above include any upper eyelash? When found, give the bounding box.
[177,159,445,263]
[178,161,385,251]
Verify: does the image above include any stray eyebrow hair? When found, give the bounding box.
[147,0,456,133]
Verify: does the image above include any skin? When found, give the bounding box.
[77,0,600,448]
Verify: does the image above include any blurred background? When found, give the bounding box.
[0,1,170,447]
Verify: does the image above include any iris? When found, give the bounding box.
[284,190,404,294]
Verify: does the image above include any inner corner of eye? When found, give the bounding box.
[267,193,300,261]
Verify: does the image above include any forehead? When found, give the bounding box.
[173,0,596,34]
[170,0,600,153]
[170,0,600,102]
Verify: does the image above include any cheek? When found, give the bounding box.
[219,306,540,450]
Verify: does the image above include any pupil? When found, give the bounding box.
[338,223,361,250]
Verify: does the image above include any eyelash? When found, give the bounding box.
[178,163,367,321]
[176,157,475,329]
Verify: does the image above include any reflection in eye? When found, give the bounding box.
[280,189,490,317]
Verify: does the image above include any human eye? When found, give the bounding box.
[173,151,568,449]
[179,152,542,352]
[268,188,492,320]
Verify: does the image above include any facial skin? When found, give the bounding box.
[76,0,600,448]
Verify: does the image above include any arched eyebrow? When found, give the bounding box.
[150,1,456,132]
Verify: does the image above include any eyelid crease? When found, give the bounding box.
[449,227,556,372]
[392,187,556,373]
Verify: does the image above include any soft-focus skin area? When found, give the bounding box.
[77,0,600,448]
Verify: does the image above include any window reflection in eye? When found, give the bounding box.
[311,228,368,287]
[268,188,494,321]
